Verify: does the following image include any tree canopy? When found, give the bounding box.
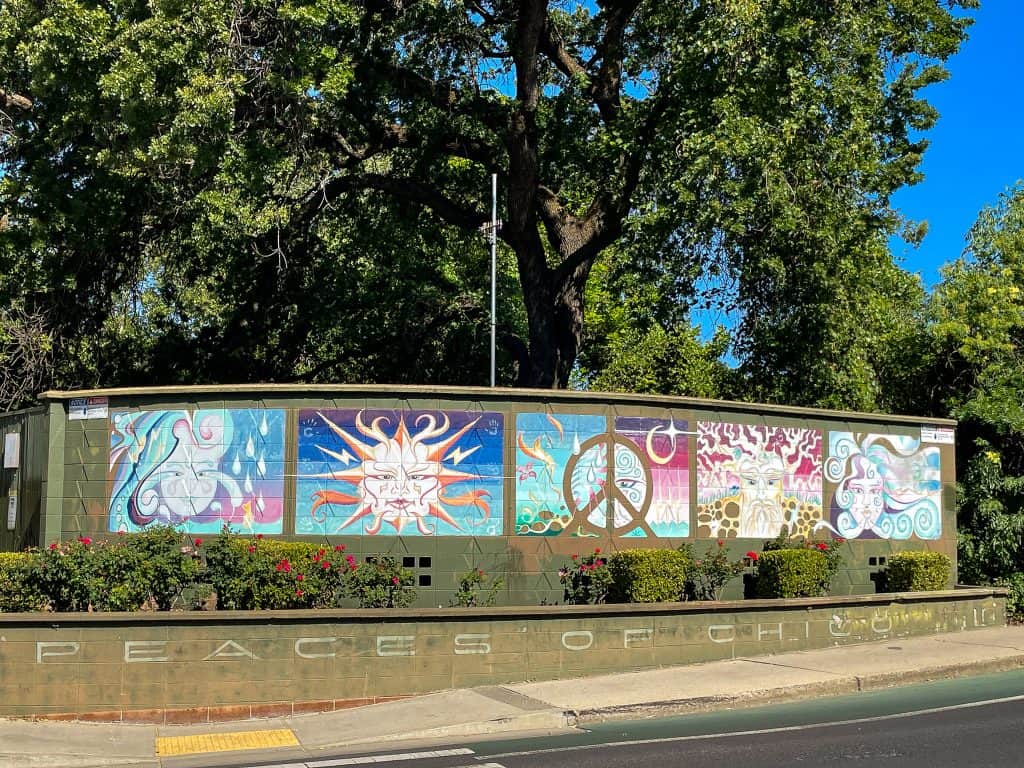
[0,0,976,393]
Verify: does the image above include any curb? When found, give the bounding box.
[569,654,1024,724]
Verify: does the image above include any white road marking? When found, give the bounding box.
[487,693,1024,759]
[241,747,476,768]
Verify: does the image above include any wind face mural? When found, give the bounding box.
[697,423,823,538]
[109,409,286,534]
[514,413,689,537]
[822,432,942,540]
[296,410,504,536]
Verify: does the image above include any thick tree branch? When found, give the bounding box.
[304,173,489,231]
[0,89,31,111]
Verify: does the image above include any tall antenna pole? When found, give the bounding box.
[490,173,497,388]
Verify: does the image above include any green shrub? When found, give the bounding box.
[203,531,354,610]
[345,555,417,608]
[682,541,746,601]
[0,552,44,612]
[31,529,203,612]
[450,568,503,607]
[559,549,613,604]
[997,573,1024,621]
[886,551,952,592]
[755,549,831,598]
[606,549,689,603]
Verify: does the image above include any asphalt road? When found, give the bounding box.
[204,669,1024,768]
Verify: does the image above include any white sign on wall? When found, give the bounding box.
[2,433,18,469]
[921,425,955,445]
[68,397,109,421]
[6,496,16,531]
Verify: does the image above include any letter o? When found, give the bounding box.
[561,630,594,651]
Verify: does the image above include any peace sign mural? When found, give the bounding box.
[514,413,690,538]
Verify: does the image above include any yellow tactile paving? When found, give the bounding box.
[155,728,299,756]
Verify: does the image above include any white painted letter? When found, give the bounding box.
[377,635,415,657]
[203,640,259,660]
[561,631,594,651]
[454,634,491,655]
[36,642,79,663]
[758,623,783,641]
[708,625,735,644]
[124,641,168,663]
[623,628,653,648]
[295,637,337,659]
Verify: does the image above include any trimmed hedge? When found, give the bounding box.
[0,552,44,612]
[755,549,830,598]
[607,549,689,603]
[885,551,951,592]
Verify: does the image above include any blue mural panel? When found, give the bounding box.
[108,409,286,534]
[296,409,504,536]
[823,432,941,540]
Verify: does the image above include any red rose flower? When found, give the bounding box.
[247,545,256,554]
[295,589,304,597]
[79,536,92,546]
[296,573,304,582]
[817,542,828,551]
[746,551,758,561]
[391,576,400,585]
[321,561,331,570]
[594,548,601,554]
[334,544,346,552]
[193,538,202,547]
[48,542,57,550]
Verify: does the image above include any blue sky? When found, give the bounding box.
[889,0,1024,287]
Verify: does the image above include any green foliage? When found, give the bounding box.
[753,531,845,599]
[31,532,199,612]
[996,573,1024,622]
[681,541,747,601]
[450,569,503,608]
[925,185,1024,585]
[605,549,689,604]
[344,555,416,608]
[559,550,613,605]
[203,530,354,610]
[0,552,44,612]
[885,551,952,592]
[0,0,975,393]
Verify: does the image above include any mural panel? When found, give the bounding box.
[515,413,606,536]
[822,432,941,540]
[614,417,690,537]
[696,423,823,538]
[109,409,286,534]
[296,409,503,536]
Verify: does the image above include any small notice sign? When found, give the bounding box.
[3,433,18,469]
[6,496,16,531]
[68,396,109,421]
[921,425,955,445]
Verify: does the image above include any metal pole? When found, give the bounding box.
[490,173,497,388]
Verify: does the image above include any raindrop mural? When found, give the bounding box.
[108,409,286,534]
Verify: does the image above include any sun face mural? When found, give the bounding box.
[821,432,941,540]
[697,423,823,538]
[296,409,504,536]
[108,409,286,534]
[514,413,689,537]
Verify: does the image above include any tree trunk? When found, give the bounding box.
[515,240,592,389]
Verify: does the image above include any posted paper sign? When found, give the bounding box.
[921,426,955,445]
[3,433,18,469]
[6,496,15,531]
[68,397,109,421]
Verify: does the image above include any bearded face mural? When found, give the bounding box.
[296,409,504,536]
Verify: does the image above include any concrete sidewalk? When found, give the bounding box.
[3,625,1024,768]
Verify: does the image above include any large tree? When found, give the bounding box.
[0,0,975,390]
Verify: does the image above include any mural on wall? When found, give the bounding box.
[696,423,823,538]
[820,432,942,540]
[515,413,690,537]
[109,409,286,534]
[296,409,503,536]
[614,417,690,537]
[515,413,606,536]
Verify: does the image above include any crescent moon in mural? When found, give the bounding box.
[645,424,680,465]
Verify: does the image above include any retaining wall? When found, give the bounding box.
[0,588,1003,721]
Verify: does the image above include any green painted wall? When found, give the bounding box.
[0,590,1003,720]
[23,385,959,607]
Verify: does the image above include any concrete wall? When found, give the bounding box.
[0,589,1003,721]
[30,384,959,605]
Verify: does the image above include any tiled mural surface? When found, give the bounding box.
[108,409,286,534]
[105,406,946,541]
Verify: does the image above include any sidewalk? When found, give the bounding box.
[4,625,1024,768]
